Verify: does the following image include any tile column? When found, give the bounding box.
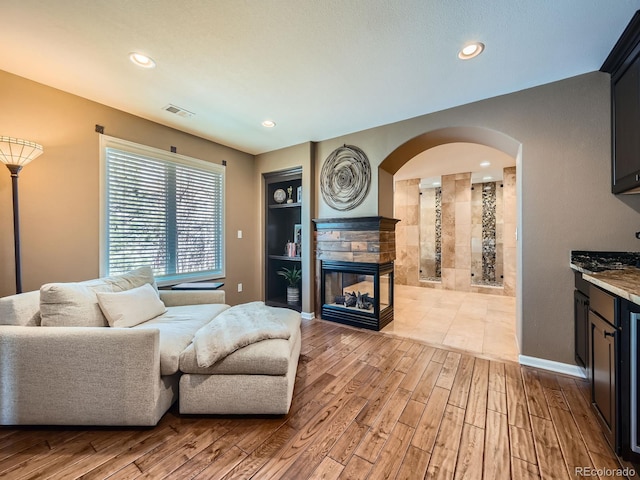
[503,167,517,297]
[441,172,471,291]
[394,179,420,286]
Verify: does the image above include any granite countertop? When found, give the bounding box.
[570,251,640,305]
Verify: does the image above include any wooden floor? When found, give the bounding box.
[0,318,632,479]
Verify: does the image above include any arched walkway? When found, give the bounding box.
[379,127,522,360]
[380,126,521,175]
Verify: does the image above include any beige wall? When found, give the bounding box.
[0,70,258,305]
[5,67,640,366]
[314,71,640,365]
[254,142,315,316]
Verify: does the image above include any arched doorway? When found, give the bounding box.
[379,126,522,360]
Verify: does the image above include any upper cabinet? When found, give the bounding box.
[602,11,640,194]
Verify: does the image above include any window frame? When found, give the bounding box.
[99,135,225,285]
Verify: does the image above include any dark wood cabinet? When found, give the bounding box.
[574,272,591,375]
[589,285,620,451]
[601,10,640,194]
[573,266,640,463]
[264,168,302,312]
[575,289,589,371]
[590,310,617,447]
[612,54,640,191]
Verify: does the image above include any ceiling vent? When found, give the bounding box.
[163,104,194,118]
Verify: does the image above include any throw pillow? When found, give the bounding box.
[40,266,157,327]
[0,290,42,326]
[101,265,158,292]
[40,281,114,327]
[96,283,167,327]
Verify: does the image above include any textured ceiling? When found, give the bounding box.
[1,0,639,155]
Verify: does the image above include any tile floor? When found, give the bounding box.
[382,284,519,362]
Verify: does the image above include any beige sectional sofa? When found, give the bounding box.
[0,268,301,426]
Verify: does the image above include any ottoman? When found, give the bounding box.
[177,306,301,415]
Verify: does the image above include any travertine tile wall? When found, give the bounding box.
[395,166,516,297]
[442,173,472,291]
[502,166,517,296]
[394,179,420,285]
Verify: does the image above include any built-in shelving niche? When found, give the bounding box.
[264,168,303,311]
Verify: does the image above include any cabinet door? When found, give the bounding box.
[612,54,640,193]
[590,311,617,447]
[575,290,589,369]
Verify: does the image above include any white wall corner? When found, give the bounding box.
[519,354,586,379]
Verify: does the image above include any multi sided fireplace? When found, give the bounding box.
[321,261,393,330]
[314,216,398,331]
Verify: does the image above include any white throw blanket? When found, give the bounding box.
[193,301,291,367]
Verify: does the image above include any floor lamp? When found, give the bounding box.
[0,137,43,294]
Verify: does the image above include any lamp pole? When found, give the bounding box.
[0,136,43,294]
[6,164,23,293]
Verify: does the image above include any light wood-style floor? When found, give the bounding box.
[385,285,518,362]
[0,318,630,479]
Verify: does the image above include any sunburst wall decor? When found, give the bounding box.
[320,144,371,211]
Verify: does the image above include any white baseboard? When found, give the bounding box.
[301,311,315,320]
[519,354,586,379]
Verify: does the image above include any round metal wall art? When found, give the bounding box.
[320,144,371,211]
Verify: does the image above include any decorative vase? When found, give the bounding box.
[286,286,299,305]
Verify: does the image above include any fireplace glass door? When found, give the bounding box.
[320,261,394,330]
[324,272,390,312]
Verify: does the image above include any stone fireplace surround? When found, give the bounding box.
[313,216,398,331]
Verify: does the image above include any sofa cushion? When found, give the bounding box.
[96,283,167,328]
[0,290,41,326]
[40,266,156,327]
[134,303,230,375]
[179,307,301,376]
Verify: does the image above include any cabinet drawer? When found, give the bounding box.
[590,285,617,325]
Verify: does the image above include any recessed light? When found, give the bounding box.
[129,52,156,68]
[261,120,276,128]
[480,161,491,167]
[458,42,484,60]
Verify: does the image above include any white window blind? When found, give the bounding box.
[100,136,225,283]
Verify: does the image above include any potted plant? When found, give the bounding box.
[277,266,302,305]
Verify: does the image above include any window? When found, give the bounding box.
[100,135,225,284]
